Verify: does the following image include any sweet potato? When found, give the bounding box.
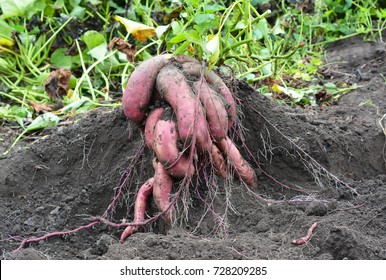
[156,64,211,152]
[152,158,173,225]
[192,80,228,142]
[153,116,195,178]
[211,143,228,178]
[120,178,154,242]
[122,54,171,124]
[144,107,165,149]
[180,62,237,129]
[218,137,257,188]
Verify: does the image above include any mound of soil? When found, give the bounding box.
[1,36,385,260]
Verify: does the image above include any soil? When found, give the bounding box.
[1,35,385,260]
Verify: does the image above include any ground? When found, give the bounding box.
[0,35,385,260]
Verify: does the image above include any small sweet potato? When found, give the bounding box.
[180,62,237,128]
[211,143,228,178]
[144,107,165,149]
[122,54,171,124]
[192,80,228,142]
[120,178,154,242]
[153,116,194,178]
[156,64,211,152]
[218,137,257,188]
[152,158,173,225]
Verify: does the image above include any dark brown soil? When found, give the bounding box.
[1,36,385,260]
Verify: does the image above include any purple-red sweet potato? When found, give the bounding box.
[218,137,257,188]
[152,158,173,225]
[192,80,228,142]
[120,178,154,242]
[122,54,171,124]
[211,143,228,178]
[144,107,165,149]
[153,117,194,178]
[180,62,237,129]
[156,65,211,152]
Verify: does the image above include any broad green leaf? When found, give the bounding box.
[253,19,269,40]
[0,0,35,18]
[26,113,60,132]
[194,14,215,25]
[70,5,85,19]
[82,30,106,50]
[186,30,202,45]
[169,33,187,44]
[88,43,108,60]
[50,48,73,69]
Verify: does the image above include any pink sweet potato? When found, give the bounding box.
[120,178,154,242]
[122,54,171,124]
[153,117,194,178]
[211,143,228,178]
[180,62,237,129]
[152,158,174,225]
[192,80,228,142]
[156,65,211,152]
[144,107,165,149]
[218,137,257,188]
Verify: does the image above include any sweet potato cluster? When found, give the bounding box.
[120,54,257,242]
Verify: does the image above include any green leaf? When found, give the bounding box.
[26,113,60,132]
[82,30,106,51]
[169,33,187,44]
[61,97,92,113]
[0,0,35,18]
[186,30,202,45]
[50,48,73,69]
[194,14,215,25]
[253,19,269,40]
[88,43,108,60]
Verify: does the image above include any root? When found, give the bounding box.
[250,107,358,195]
[291,222,317,245]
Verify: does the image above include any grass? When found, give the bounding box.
[1,0,386,153]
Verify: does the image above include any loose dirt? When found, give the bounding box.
[1,35,385,260]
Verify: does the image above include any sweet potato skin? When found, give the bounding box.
[219,137,257,188]
[144,107,165,149]
[123,54,171,124]
[153,117,194,178]
[211,143,228,178]
[120,178,154,242]
[152,159,173,225]
[180,62,237,128]
[156,65,211,152]
[192,81,228,142]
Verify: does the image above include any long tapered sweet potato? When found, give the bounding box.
[120,178,154,242]
[153,116,194,178]
[144,107,165,149]
[180,62,237,128]
[152,158,173,225]
[192,80,228,142]
[156,64,211,152]
[218,137,257,188]
[123,54,171,124]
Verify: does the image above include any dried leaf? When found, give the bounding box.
[163,5,184,24]
[108,37,136,62]
[45,68,72,100]
[30,103,53,113]
[115,15,156,42]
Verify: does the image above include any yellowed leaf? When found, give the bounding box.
[115,15,156,42]
[0,37,13,48]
